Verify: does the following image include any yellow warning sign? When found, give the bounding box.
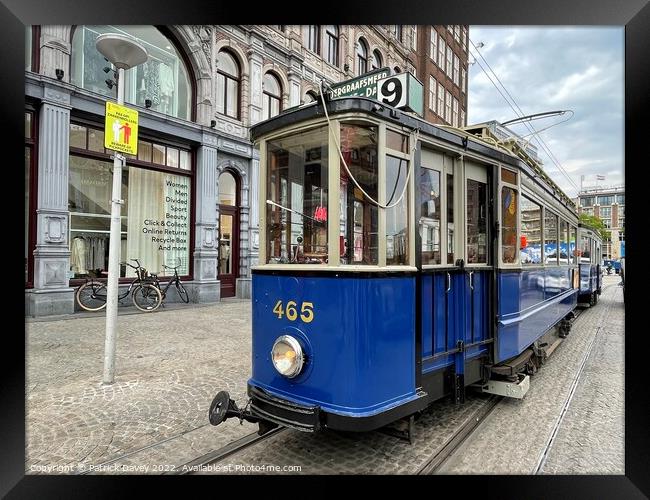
[104,102,139,155]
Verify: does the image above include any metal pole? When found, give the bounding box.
[103,67,125,385]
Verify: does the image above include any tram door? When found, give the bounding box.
[420,153,493,403]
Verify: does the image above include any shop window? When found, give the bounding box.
[520,196,542,264]
[267,126,329,264]
[71,25,192,120]
[501,186,518,264]
[420,167,441,265]
[339,123,378,265]
[68,123,192,280]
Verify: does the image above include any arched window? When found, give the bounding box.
[263,73,282,120]
[356,38,368,76]
[218,170,237,206]
[324,25,338,66]
[71,26,193,120]
[304,90,318,103]
[371,49,383,70]
[216,50,241,119]
[303,25,320,54]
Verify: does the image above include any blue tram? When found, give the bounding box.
[577,224,602,306]
[209,96,583,435]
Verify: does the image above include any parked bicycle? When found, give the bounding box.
[149,259,190,304]
[75,259,162,313]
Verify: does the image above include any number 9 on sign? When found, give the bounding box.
[378,74,407,109]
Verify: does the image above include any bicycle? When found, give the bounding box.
[75,259,163,313]
[149,260,190,304]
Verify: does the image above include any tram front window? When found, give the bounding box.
[267,126,329,264]
[386,155,409,265]
[340,124,379,265]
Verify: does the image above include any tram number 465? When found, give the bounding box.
[272,300,314,323]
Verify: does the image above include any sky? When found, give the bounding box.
[467,27,624,198]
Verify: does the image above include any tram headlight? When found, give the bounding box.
[271,335,304,378]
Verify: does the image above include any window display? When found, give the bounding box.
[68,123,191,279]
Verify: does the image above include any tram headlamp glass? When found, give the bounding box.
[271,336,304,378]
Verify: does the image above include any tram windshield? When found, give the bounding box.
[266,126,329,264]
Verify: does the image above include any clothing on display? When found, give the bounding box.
[71,236,88,275]
[71,234,109,276]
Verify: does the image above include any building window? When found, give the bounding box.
[453,54,460,86]
[582,207,593,215]
[428,76,436,111]
[460,109,465,127]
[25,26,33,71]
[393,25,403,43]
[216,50,241,119]
[263,73,282,120]
[371,49,383,70]
[461,26,468,52]
[267,126,329,265]
[581,196,594,207]
[602,218,612,228]
[438,38,446,72]
[461,67,467,94]
[325,25,339,66]
[454,25,460,43]
[304,90,318,103]
[446,46,453,76]
[68,123,192,280]
[272,25,285,32]
[437,82,445,117]
[452,98,459,127]
[617,194,625,204]
[598,195,614,205]
[303,25,320,54]
[600,206,612,218]
[410,25,418,50]
[445,90,452,123]
[429,28,438,61]
[71,25,193,120]
[356,38,369,76]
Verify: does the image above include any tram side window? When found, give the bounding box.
[386,154,409,265]
[420,167,441,265]
[560,220,569,264]
[570,226,577,264]
[266,126,329,264]
[520,196,542,264]
[501,186,518,263]
[447,173,454,264]
[340,124,379,265]
[466,179,487,264]
[544,211,558,265]
[580,235,590,263]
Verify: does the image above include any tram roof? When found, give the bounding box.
[250,96,577,211]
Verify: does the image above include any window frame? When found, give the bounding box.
[216,49,241,120]
[262,72,283,121]
[499,166,520,267]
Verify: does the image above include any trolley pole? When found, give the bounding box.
[103,67,125,385]
[95,34,147,385]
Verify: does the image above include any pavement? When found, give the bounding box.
[24,274,625,475]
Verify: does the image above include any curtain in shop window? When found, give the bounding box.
[163,174,190,275]
[126,168,166,277]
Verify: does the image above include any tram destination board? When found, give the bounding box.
[328,67,391,100]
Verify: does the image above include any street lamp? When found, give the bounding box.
[95,33,148,385]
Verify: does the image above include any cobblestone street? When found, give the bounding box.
[25,275,625,475]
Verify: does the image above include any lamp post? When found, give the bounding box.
[95,34,148,385]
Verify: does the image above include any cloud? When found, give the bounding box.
[467,26,624,197]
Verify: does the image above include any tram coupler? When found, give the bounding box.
[209,391,262,427]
